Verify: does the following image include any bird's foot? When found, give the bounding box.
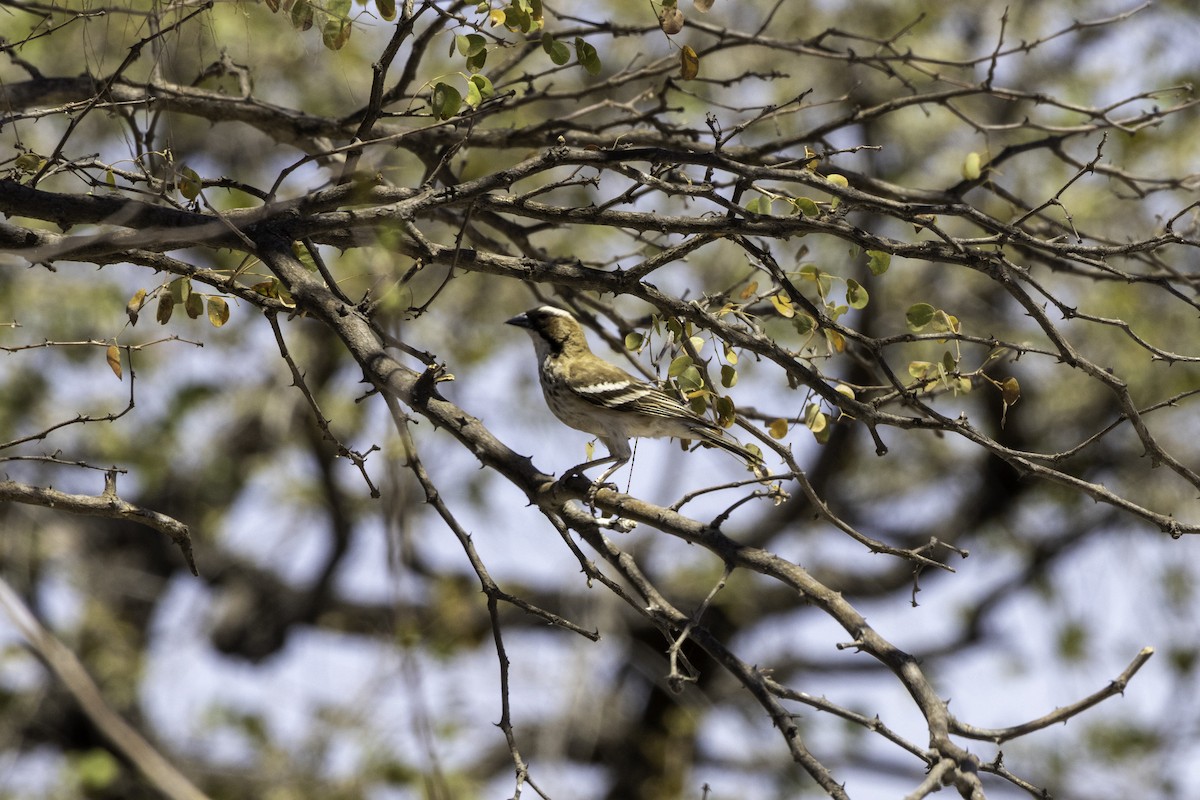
[598,515,636,533]
[586,480,618,513]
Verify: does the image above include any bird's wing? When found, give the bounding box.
[565,356,699,419]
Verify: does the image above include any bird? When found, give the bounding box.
[506,305,763,495]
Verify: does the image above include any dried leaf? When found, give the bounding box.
[659,6,685,34]
[126,288,146,326]
[105,344,122,381]
[156,294,174,325]
[1001,376,1021,407]
[679,45,699,79]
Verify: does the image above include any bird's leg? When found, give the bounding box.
[555,454,624,512]
[588,459,627,512]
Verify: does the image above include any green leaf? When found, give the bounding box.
[866,249,891,275]
[542,33,570,65]
[15,152,43,172]
[457,33,487,57]
[798,263,832,295]
[846,279,868,309]
[1057,621,1088,662]
[793,196,819,217]
[826,173,848,208]
[668,354,694,377]
[178,166,201,200]
[185,291,204,319]
[290,0,313,31]
[322,17,351,50]
[431,82,462,120]
[793,312,816,334]
[931,310,960,334]
[715,394,735,428]
[75,749,120,791]
[746,195,773,215]
[156,294,175,325]
[168,277,189,304]
[677,365,704,395]
[377,0,395,20]
[468,74,494,102]
[908,360,934,379]
[720,364,738,388]
[466,48,487,72]
[503,1,531,32]
[905,302,936,332]
[624,331,644,351]
[574,37,602,75]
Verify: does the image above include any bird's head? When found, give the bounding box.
[506,306,591,358]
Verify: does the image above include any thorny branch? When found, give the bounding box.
[1,1,1191,796]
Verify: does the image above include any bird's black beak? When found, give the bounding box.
[506,312,531,329]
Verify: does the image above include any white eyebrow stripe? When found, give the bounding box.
[537,306,574,319]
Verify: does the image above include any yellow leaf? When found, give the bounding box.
[769,292,794,318]
[126,288,146,326]
[962,151,982,181]
[767,418,788,439]
[207,297,230,328]
[826,174,848,210]
[105,344,122,381]
[680,45,699,79]
[804,403,826,433]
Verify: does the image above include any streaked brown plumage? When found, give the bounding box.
[507,306,761,489]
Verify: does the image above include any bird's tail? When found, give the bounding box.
[693,426,766,476]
